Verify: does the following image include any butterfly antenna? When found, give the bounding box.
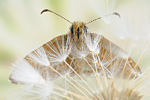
[86,12,120,24]
[41,9,72,24]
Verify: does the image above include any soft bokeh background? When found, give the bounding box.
[0,0,150,99]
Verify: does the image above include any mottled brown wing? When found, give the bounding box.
[91,33,141,78]
[9,32,141,84]
[9,33,74,84]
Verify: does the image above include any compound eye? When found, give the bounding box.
[70,25,73,33]
[77,27,80,33]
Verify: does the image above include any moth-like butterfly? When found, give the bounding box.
[9,9,141,84]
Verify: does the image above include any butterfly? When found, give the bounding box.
[9,9,141,84]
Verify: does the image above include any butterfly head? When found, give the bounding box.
[41,9,120,42]
[70,22,87,41]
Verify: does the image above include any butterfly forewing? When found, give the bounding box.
[95,33,141,77]
[9,34,74,83]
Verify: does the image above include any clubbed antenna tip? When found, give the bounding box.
[41,9,50,14]
[113,12,121,18]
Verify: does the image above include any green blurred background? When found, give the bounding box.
[0,0,150,99]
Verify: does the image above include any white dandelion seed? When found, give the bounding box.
[85,33,102,54]
[46,34,71,64]
[9,59,45,84]
[72,45,89,59]
[26,46,50,66]
[21,81,53,100]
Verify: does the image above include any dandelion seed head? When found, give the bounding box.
[95,73,101,77]
[9,8,149,100]
[64,70,72,77]
[133,71,142,77]
[94,59,98,64]
[82,56,85,59]
[9,39,149,100]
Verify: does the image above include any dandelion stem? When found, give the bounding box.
[120,43,133,79]
[47,65,89,98]
[68,76,94,97]
[53,85,93,100]
[127,42,150,80]
[96,53,110,99]
[49,96,62,100]
[126,70,150,97]
[129,67,150,88]
[84,58,105,100]
[52,91,74,100]
[64,60,94,97]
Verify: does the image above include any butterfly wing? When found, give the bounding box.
[88,33,141,78]
[9,33,74,84]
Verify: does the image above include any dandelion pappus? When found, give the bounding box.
[9,9,141,84]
